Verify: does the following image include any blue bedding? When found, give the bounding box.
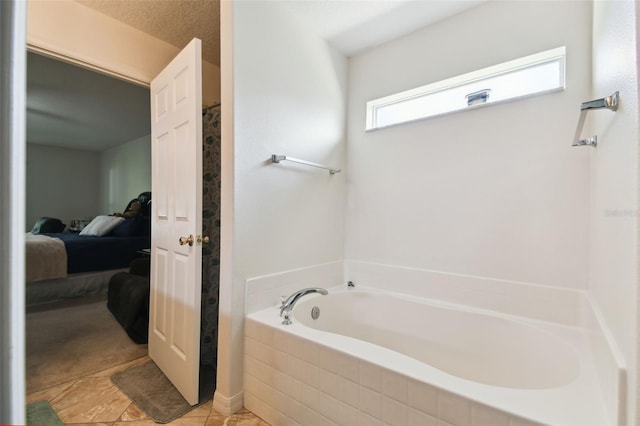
[42,232,150,274]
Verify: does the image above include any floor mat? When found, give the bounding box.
[111,360,216,424]
[26,400,64,426]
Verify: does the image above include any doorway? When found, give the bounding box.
[24,48,221,417]
[24,51,153,404]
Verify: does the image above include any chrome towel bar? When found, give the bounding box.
[271,155,341,175]
[572,91,619,147]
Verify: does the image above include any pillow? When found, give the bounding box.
[31,217,66,234]
[79,215,124,237]
[109,217,142,237]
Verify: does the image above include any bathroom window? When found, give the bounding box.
[366,46,566,130]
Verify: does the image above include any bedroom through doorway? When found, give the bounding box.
[24,50,222,417]
[24,50,153,399]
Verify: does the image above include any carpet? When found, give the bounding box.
[26,400,63,426]
[26,294,148,394]
[111,360,216,424]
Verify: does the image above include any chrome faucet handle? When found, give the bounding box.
[279,287,329,323]
[279,296,289,316]
[282,309,292,325]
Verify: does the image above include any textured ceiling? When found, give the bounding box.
[76,0,221,65]
[74,0,483,62]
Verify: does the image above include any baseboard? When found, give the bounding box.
[212,390,243,416]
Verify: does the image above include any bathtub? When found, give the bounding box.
[244,287,610,425]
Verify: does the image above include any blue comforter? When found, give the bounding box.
[42,233,150,274]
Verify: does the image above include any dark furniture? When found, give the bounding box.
[107,257,150,344]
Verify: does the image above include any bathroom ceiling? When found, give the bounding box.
[76,0,486,63]
[281,0,487,56]
[76,0,221,65]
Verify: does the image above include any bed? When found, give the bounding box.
[33,232,150,275]
[26,193,151,306]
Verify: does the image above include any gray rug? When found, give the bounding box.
[111,360,215,424]
[26,294,148,394]
[26,400,63,426]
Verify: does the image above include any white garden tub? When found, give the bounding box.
[244,288,612,425]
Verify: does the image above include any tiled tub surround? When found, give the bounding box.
[244,262,624,425]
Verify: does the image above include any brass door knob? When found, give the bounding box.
[179,235,194,246]
[197,235,210,244]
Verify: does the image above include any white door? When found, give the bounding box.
[149,38,203,405]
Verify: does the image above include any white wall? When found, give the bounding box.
[99,134,151,214]
[346,1,592,289]
[27,0,221,104]
[590,2,639,424]
[233,1,347,278]
[26,144,100,230]
[216,0,348,412]
[26,137,150,232]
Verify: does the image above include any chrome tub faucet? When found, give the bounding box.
[279,287,328,325]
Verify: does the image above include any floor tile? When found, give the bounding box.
[26,380,76,404]
[66,423,113,426]
[51,376,130,423]
[114,417,208,426]
[225,412,271,426]
[204,410,226,426]
[205,411,270,426]
[185,400,213,418]
[118,402,149,422]
[167,417,209,425]
[89,355,150,378]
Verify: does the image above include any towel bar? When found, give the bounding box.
[271,155,341,175]
[572,91,619,147]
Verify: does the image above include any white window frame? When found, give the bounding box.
[366,46,566,131]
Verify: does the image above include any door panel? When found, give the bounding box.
[149,38,203,406]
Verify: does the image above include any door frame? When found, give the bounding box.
[11,10,236,418]
[1,1,27,422]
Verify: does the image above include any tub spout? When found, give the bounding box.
[279,287,328,325]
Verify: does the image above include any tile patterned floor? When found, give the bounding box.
[26,354,269,425]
